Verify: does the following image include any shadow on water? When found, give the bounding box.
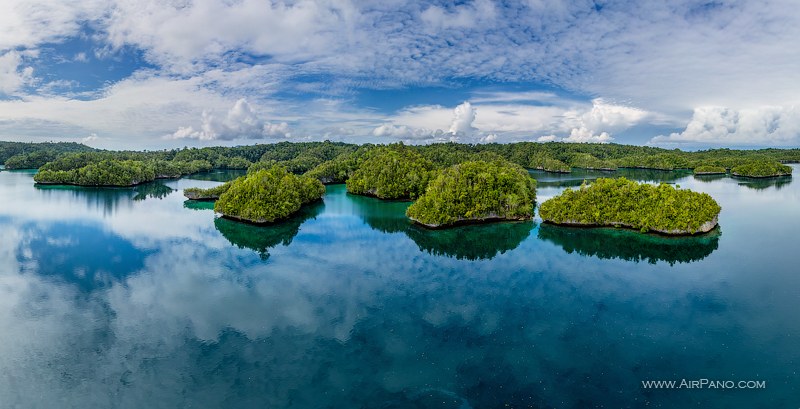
[693,174,728,183]
[734,175,792,190]
[346,190,534,260]
[213,201,325,260]
[34,182,175,215]
[537,223,720,265]
[132,182,174,200]
[183,200,216,211]
[405,221,535,261]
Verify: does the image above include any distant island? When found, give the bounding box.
[539,178,721,235]
[406,160,536,228]
[731,160,793,178]
[693,165,727,175]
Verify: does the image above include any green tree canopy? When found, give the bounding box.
[406,160,537,227]
[539,177,721,235]
[214,165,325,224]
[346,145,434,199]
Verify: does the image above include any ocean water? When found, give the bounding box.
[0,166,797,408]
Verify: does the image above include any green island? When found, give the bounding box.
[538,178,722,235]
[345,146,434,199]
[693,165,727,175]
[183,179,237,200]
[212,165,325,224]
[11,140,799,232]
[406,160,537,228]
[731,160,793,178]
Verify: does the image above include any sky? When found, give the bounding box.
[0,0,799,150]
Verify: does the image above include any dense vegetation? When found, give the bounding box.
[33,152,215,186]
[346,146,434,199]
[693,165,727,175]
[0,141,94,169]
[731,160,792,178]
[34,159,158,186]
[406,160,537,227]
[568,153,617,170]
[214,165,325,224]
[184,179,238,200]
[539,178,721,235]
[9,140,800,188]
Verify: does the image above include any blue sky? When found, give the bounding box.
[0,0,799,149]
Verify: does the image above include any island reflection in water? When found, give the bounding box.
[343,185,534,260]
[537,223,720,265]
[213,201,325,260]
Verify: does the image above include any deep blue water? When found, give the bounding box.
[0,167,797,408]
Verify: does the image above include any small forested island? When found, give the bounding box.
[212,165,325,224]
[538,178,721,235]
[731,160,793,178]
[346,146,434,199]
[529,155,571,173]
[183,179,236,200]
[406,160,537,228]
[693,165,727,175]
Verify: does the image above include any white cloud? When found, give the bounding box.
[103,0,360,73]
[0,0,106,50]
[536,135,557,142]
[81,133,98,144]
[651,106,800,146]
[372,124,443,141]
[169,98,291,141]
[0,51,34,95]
[420,0,498,31]
[563,127,613,144]
[448,101,477,138]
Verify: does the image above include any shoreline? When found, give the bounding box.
[540,216,719,236]
[409,214,533,229]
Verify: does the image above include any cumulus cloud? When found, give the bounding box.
[448,102,478,138]
[562,127,613,143]
[170,98,290,141]
[651,106,800,146]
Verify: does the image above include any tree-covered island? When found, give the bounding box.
[731,160,793,178]
[406,160,537,228]
[345,146,434,199]
[693,165,727,175]
[538,178,721,235]
[183,179,237,200]
[212,165,325,224]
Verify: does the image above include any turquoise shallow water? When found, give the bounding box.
[0,167,798,408]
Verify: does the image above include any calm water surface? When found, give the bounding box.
[0,167,798,408]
